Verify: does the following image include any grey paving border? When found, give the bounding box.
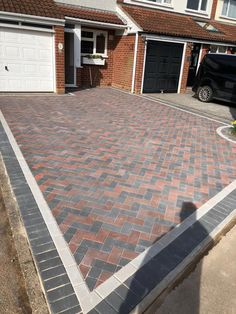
[0,120,82,314]
[1,96,236,314]
[0,155,49,314]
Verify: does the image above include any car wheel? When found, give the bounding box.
[197,85,213,102]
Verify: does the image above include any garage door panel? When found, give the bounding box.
[143,41,183,93]
[39,49,52,60]
[0,28,54,92]
[23,47,37,60]
[5,31,18,42]
[5,46,21,58]
[24,64,37,74]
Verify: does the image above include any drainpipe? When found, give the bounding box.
[131,32,139,94]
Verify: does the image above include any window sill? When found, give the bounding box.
[185,9,209,17]
[130,0,174,10]
[82,56,106,66]
[219,15,236,22]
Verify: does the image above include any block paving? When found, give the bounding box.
[0,88,235,291]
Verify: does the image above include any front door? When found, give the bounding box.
[65,32,75,85]
[143,41,183,93]
[187,43,201,87]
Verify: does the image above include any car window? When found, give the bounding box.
[205,55,236,74]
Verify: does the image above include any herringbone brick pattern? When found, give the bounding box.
[1,88,235,290]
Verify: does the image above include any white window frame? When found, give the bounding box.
[186,0,208,12]
[138,0,172,4]
[65,25,81,87]
[81,28,108,57]
[222,0,236,18]
[131,0,172,8]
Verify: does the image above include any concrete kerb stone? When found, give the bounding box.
[0,154,49,314]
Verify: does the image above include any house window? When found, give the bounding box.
[209,45,227,53]
[81,29,107,56]
[222,0,236,18]
[187,0,208,11]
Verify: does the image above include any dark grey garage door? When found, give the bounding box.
[143,41,183,93]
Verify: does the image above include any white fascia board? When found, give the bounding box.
[0,23,55,33]
[0,11,65,26]
[116,5,142,34]
[65,16,127,29]
[143,34,236,47]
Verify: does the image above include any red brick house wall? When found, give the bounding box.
[201,44,210,61]
[54,26,65,94]
[76,30,114,88]
[112,34,135,91]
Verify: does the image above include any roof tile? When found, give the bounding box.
[0,0,63,19]
[122,4,236,44]
[58,3,125,25]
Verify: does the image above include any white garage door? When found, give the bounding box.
[0,27,54,92]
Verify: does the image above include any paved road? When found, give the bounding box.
[157,224,236,314]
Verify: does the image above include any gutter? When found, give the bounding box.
[0,11,65,26]
[143,33,236,47]
[65,16,127,29]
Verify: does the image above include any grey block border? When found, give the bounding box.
[0,114,84,313]
[0,155,49,314]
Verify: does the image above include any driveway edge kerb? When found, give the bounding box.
[0,155,49,314]
[217,125,236,144]
[143,211,236,314]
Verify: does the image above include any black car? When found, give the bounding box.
[192,53,236,103]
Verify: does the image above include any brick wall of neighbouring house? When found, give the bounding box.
[76,30,114,88]
[112,34,135,91]
[180,43,192,93]
[54,26,65,94]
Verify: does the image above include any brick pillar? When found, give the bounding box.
[54,26,65,94]
[180,43,192,93]
[134,35,145,93]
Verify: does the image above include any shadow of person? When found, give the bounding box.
[118,201,210,314]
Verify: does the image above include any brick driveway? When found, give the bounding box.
[0,88,235,291]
